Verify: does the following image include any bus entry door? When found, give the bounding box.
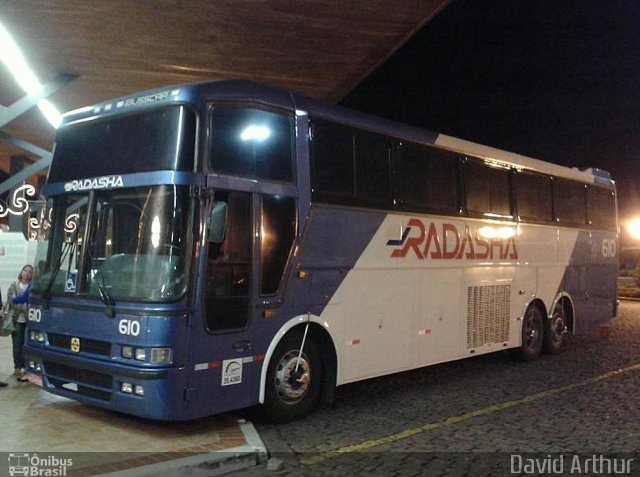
[189,191,256,414]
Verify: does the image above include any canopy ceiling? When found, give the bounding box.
[0,0,451,180]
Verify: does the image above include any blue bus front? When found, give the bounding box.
[24,100,203,420]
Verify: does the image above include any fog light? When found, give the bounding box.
[150,347,172,364]
[121,382,133,393]
[122,346,133,359]
[134,385,144,396]
[135,348,146,361]
[28,361,41,371]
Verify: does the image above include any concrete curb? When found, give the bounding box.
[239,419,269,465]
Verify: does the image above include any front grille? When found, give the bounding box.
[467,284,511,349]
[48,333,111,356]
[44,360,113,390]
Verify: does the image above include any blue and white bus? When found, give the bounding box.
[24,80,618,422]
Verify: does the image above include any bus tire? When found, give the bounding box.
[544,302,567,354]
[520,304,543,361]
[263,330,322,422]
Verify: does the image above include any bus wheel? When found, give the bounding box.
[544,302,567,354]
[263,330,322,422]
[520,305,543,361]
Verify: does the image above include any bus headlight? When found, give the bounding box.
[134,385,145,396]
[150,347,172,364]
[121,382,133,393]
[122,346,171,363]
[29,330,46,343]
[134,348,146,361]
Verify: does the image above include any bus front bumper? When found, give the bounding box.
[24,344,190,421]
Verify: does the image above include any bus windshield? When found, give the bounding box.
[33,185,190,302]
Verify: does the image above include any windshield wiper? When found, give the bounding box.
[87,246,116,318]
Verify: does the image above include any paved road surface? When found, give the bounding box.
[232,301,640,476]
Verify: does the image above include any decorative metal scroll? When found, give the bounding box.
[28,201,48,240]
[28,201,79,240]
[0,185,82,240]
[0,184,36,217]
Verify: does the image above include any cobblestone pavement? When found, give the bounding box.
[228,301,640,476]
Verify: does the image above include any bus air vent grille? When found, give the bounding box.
[48,333,112,356]
[43,361,113,402]
[466,284,510,349]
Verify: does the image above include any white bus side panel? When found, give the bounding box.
[321,214,580,386]
[332,269,415,382]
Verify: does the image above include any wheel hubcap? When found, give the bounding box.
[525,315,540,349]
[275,351,311,405]
[551,314,567,344]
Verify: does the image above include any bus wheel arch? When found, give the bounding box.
[260,318,337,422]
[519,299,545,361]
[556,294,575,333]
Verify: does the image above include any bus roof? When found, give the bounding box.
[62,80,614,188]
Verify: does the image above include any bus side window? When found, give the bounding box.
[554,179,587,227]
[261,195,296,295]
[516,171,554,223]
[586,186,616,231]
[311,120,354,198]
[354,131,391,202]
[394,142,458,213]
[205,191,251,332]
[465,160,512,218]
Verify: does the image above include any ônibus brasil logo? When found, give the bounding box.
[8,453,73,476]
[386,218,518,261]
[64,175,124,192]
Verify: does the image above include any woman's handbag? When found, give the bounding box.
[0,307,16,337]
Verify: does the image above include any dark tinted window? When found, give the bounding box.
[210,107,293,182]
[465,160,512,217]
[554,179,586,226]
[50,106,196,183]
[311,120,394,206]
[311,120,354,196]
[261,196,296,295]
[395,143,458,212]
[587,186,616,231]
[516,171,554,222]
[205,191,252,332]
[355,132,391,201]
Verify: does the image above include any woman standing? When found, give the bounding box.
[9,264,33,382]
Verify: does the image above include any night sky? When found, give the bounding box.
[341,0,640,221]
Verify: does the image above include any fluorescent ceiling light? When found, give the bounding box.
[240,125,271,142]
[0,21,62,128]
[36,100,62,128]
